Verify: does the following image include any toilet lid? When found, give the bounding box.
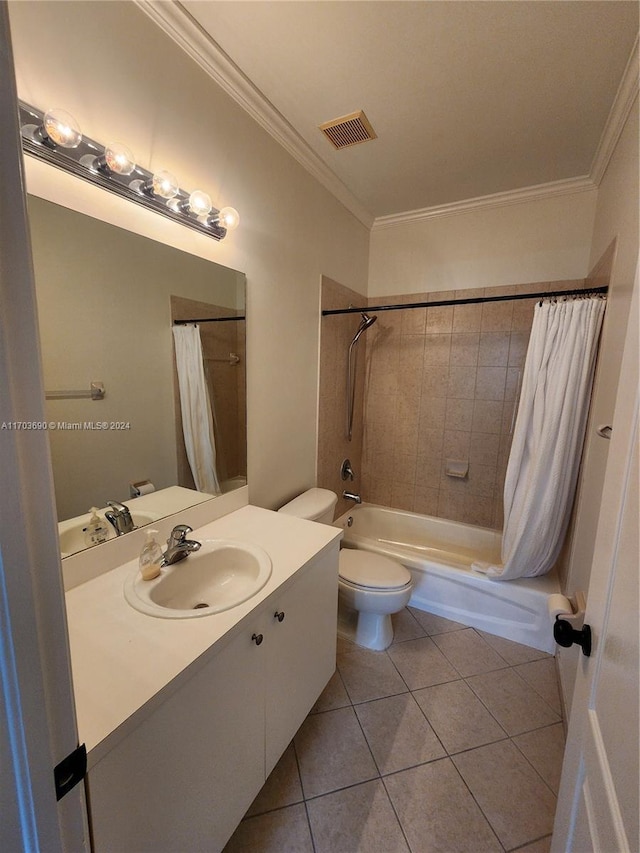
[339,550,411,590]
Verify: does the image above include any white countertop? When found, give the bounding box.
[64,505,342,764]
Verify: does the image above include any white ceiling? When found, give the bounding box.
[167,1,638,222]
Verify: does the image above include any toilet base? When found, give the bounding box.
[356,611,395,651]
[337,603,395,651]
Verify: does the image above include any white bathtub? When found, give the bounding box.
[334,503,559,653]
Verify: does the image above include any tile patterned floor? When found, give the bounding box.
[223,608,564,853]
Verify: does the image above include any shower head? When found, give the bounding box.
[346,311,377,441]
[360,311,377,330]
[350,311,377,346]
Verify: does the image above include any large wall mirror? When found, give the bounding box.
[28,196,247,557]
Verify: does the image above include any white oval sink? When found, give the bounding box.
[59,510,159,556]
[124,539,272,619]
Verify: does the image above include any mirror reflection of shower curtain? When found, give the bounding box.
[473,295,605,581]
[172,324,221,495]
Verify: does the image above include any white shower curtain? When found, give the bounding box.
[172,324,221,496]
[474,295,605,581]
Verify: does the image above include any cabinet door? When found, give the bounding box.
[89,627,265,853]
[265,546,339,773]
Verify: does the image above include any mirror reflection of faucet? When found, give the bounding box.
[105,501,135,536]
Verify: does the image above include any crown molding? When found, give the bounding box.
[134,0,374,229]
[137,2,635,233]
[590,33,639,186]
[371,176,598,230]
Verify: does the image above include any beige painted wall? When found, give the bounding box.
[563,98,639,598]
[8,0,369,511]
[368,190,597,297]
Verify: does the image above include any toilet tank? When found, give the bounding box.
[278,488,338,524]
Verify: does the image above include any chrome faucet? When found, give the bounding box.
[343,491,362,505]
[105,501,135,536]
[162,524,201,566]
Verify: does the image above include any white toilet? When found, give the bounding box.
[278,488,413,650]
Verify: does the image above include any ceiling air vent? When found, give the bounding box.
[319,110,377,150]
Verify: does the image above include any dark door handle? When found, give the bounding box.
[554,618,592,657]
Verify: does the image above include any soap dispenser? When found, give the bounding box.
[83,507,109,547]
[139,530,163,581]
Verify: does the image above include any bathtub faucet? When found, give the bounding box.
[343,491,362,505]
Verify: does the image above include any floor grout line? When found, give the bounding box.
[510,728,563,799]
[445,755,509,852]
[507,834,553,852]
[509,665,565,718]
[292,730,319,853]
[378,773,419,853]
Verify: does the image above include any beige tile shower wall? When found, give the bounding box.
[200,320,239,483]
[361,280,586,529]
[318,277,368,519]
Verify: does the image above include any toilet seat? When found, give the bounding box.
[339,550,411,591]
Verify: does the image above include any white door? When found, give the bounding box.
[0,10,88,850]
[552,264,639,852]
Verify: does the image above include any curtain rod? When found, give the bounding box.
[321,286,608,317]
[173,315,245,325]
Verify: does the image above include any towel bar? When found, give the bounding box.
[46,382,105,401]
[204,353,240,365]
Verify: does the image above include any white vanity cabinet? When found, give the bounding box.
[263,547,338,773]
[87,544,339,853]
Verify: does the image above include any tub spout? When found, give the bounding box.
[343,491,362,505]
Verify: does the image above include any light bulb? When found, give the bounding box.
[187,190,212,217]
[42,108,82,148]
[217,206,240,231]
[100,142,135,176]
[150,170,179,200]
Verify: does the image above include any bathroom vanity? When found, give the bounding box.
[64,505,341,852]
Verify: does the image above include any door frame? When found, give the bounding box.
[552,260,639,850]
[0,7,88,850]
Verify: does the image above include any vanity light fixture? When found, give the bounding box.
[81,141,137,177]
[39,108,82,149]
[19,101,239,241]
[137,170,180,200]
[179,190,212,218]
[209,206,240,231]
[95,142,137,176]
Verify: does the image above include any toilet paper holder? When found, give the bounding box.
[129,479,156,498]
[548,590,586,625]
